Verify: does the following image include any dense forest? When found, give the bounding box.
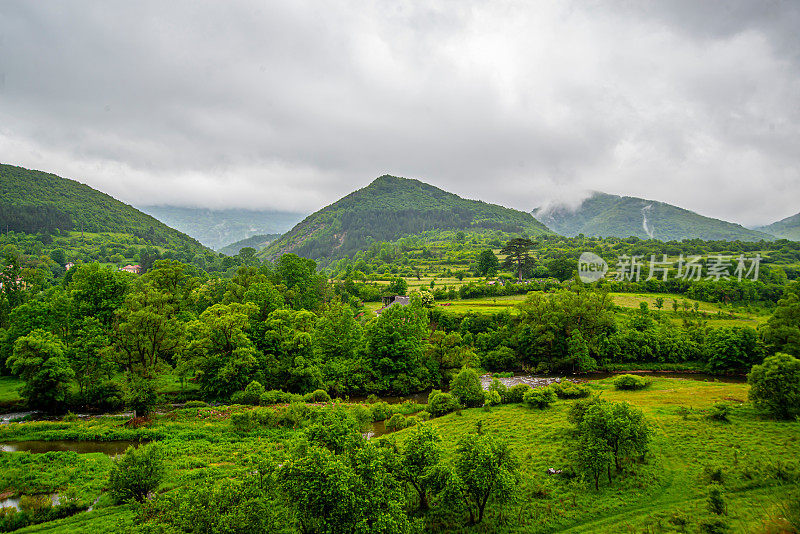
[0,165,206,254]
[261,175,551,263]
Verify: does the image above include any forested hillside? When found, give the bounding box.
[533,191,775,242]
[756,211,800,241]
[0,164,206,253]
[261,175,552,262]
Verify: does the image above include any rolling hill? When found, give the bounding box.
[755,211,800,241]
[260,174,552,262]
[532,191,774,242]
[139,206,303,250]
[218,234,282,256]
[0,163,207,253]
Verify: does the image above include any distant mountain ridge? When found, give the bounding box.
[260,174,552,262]
[0,163,207,252]
[139,206,304,250]
[533,191,774,242]
[755,211,800,241]
[218,234,281,256]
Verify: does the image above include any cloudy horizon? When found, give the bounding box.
[1,1,798,227]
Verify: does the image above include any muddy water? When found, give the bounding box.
[0,440,140,455]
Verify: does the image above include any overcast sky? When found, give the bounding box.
[1,1,798,226]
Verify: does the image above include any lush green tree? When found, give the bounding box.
[500,238,535,282]
[182,302,260,399]
[386,277,408,296]
[426,331,476,386]
[397,423,445,511]
[278,444,416,534]
[112,284,184,377]
[109,444,165,503]
[515,290,615,372]
[8,329,74,410]
[748,353,800,419]
[69,263,128,326]
[523,386,557,409]
[476,250,499,277]
[705,326,764,372]
[547,253,575,281]
[68,317,116,405]
[450,367,484,408]
[243,281,285,321]
[274,253,325,310]
[453,432,516,524]
[567,330,596,372]
[574,435,613,490]
[124,374,159,417]
[761,284,800,357]
[578,401,651,471]
[427,390,461,417]
[365,304,430,394]
[260,308,323,393]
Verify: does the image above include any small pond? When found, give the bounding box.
[0,493,60,511]
[0,440,141,455]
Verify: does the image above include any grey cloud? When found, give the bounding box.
[0,0,798,226]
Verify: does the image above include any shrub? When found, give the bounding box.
[613,374,652,391]
[553,381,591,399]
[385,413,409,432]
[303,389,332,403]
[481,347,517,371]
[417,411,431,421]
[184,400,208,408]
[428,391,461,417]
[523,386,557,409]
[505,383,532,404]
[484,389,502,407]
[230,411,255,431]
[487,378,508,403]
[238,381,265,404]
[370,401,393,422]
[748,353,800,419]
[450,368,484,408]
[275,402,311,428]
[109,444,164,503]
[707,403,731,423]
[259,389,302,405]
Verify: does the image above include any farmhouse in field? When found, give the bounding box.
[120,264,141,274]
[377,295,410,314]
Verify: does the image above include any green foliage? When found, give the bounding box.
[261,174,549,263]
[303,389,332,403]
[428,390,461,417]
[574,435,614,490]
[505,383,532,404]
[386,413,410,432]
[365,303,430,394]
[748,353,800,419]
[8,329,74,410]
[613,374,652,390]
[761,284,800,357]
[453,432,517,524]
[476,250,499,277]
[0,164,206,253]
[108,444,165,503]
[705,326,764,372]
[707,485,727,515]
[449,368,484,408]
[124,375,159,417]
[577,400,651,472]
[500,237,535,282]
[523,386,557,409]
[552,381,591,399]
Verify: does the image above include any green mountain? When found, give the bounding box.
[139,206,303,250]
[532,191,774,242]
[0,163,206,252]
[218,234,281,256]
[261,174,552,262]
[755,212,800,241]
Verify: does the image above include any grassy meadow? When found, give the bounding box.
[0,377,797,532]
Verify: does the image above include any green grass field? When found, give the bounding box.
[2,377,797,532]
[0,376,22,408]
[387,377,800,532]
